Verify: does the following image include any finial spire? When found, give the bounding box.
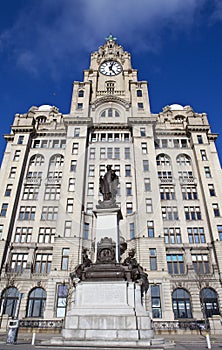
[105,34,117,42]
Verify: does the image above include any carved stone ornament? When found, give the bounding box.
[96,237,116,264]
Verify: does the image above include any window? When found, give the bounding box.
[160,186,175,200]
[83,222,89,239]
[89,147,95,159]
[124,165,131,177]
[137,89,143,97]
[130,223,135,239]
[19,206,36,220]
[100,165,106,176]
[5,184,12,197]
[44,186,60,200]
[178,171,193,180]
[72,143,79,155]
[138,102,144,109]
[181,186,197,200]
[162,206,178,221]
[34,254,52,274]
[74,128,80,137]
[10,253,28,273]
[204,167,211,178]
[78,90,84,97]
[200,288,220,318]
[158,171,172,180]
[26,288,46,318]
[150,248,157,270]
[140,127,146,136]
[100,148,106,159]
[68,178,75,192]
[162,139,168,148]
[38,227,55,243]
[77,103,83,109]
[167,254,184,274]
[64,221,72,237]
[23,186,39,200]
[107,147,113,159]
[66,199,74,213]
[29,154,44,166]
[61,248,69,270]
[141,143,147,154]
[187,227,205,243]
[192,254,209,274]
[184,206,201,220]
[126,202,133,214]
[27,171,42,179]
[56,285,68,318]
[151,285,162,318]
[50,154,64,166]
[181,139,188,148]
[41,206,58,220]
[145,198,153,213]
[124,133,130,142]
[176,154,191,165]
[47,171,62,179]
[197,135,203,144]
[172,289,192,318]
[143,160,149,172]
[114,147,120,159]
[147,221,154,237]
[86,202,93,215]
[88,165,95,177]
[13,150,21,161]
[114,164,120,177]
[18,135,24,144]
[156,154,170,166]
[33,140,40,148]
[200,150,207,160]
[213,203,220,217]
[15,227,32,243]
[9,167,16,178]
[144,178,151,192]
[126,183,132,196]
[87,183,94,196]
[125,147,130,159]
[164,228,181,244]
[0,224,3,239]
[106,81,115,94]
[217,225,222,241]
[208,184,216,196]
[0,287,19,318]
[70,160,77,172]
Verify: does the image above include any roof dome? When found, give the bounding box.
[169,104,184,111]
[38,105,53,111]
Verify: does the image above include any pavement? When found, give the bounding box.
[0,331,222,350]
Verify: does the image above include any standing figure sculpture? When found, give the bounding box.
[98,165,119,207]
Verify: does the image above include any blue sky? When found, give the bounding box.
[1,0,222,163]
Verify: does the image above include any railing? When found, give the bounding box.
[153,320,208,331]
[19,319,63,329]
[24,178,41,185]
[96,90,125,96]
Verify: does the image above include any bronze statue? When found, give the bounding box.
[98,165,119,207]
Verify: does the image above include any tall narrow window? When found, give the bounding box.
[74,128,80,137]
[197,135,203,144]
[147,221,154,237]
[204,167,211,178]
[217,225,222,241]
[70,160,77,172]
[150,249,157,270]
[146,199,153,213]
[5,184,12,197]
[125,147,130,159]
[125,165,131,177]
[56,285,68,318]
[66,199,74,213]
[130,223,135,239]
[61,248,69,270]
[18,136,24,144]
[141,142,147,154]
[9,167,16,178]
[200,150,207,160]
[151,285,162,318]
[213,203,220,217]
[140,127,146,136]
[137,89,143,97]
[83,223,89,239]
[64,221,72,237]
[68,178,75,192]
[13,150,21,161]
[88,165,95,177]
[143,160,149,172]
[72,143,79,155]
[208,184,216,196]
[126,202,133,214]
[89,148,95,159]
[126,183,132,196]
[144,178,151,192]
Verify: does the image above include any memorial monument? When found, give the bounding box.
[47,165,162,348]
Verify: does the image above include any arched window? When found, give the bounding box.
[176,154,191,166]
[29,154,45,166]
[0,287,19,317]
[156,154,171,166]
[137,89,142,97]
[78,90,84,98]
[49,154,64,166]
[200,288,220,318]
[26,287,46,318]
[100,108,120,118]
[172,288,192,318]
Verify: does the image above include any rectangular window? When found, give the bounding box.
[74,128,80,137]
[38,227,55,243]
[143,160,149,172]
[164,228,181,244]
[162,139,168,148]
[68,178,75,192]
[33,140,40,148]
[147,221,154,238]
[187,227,205,244]
[138,102,144,109]
[18,135,24,144]
[10,253,28,273]
[146,198,153,213]
[162,206,178,220]
[204,167,211,178]
[192,254,209,274]
[217,225,222,241]
[0,224,3,239]
[23,186,39,200]
[158,171,172,180]
[114,147,120,159]
[72,143,79,155]
[34,253,52,274]
[151,285,162,318]
[5,184,12,197]
[144,178,151,192]
[56,285,68,318]
[83,223,89,239]
[13,150,21,161]
[125,165,131,177]
[70,160,77,172]
[181,186,197,200]
[140,128,146,136]
[184,206,201,220]
[41,206,58,220]
[130,223,135,239]
[160,186,175,200]
[208,184,216,196]
[167,254,184,274]
[66,199,74,213]
[19,206,36,220]
[141,142,147,154]
[200,149,207,160]
[64,221,72,237]
[213,203,220,217]
[181,139,188,148]
[88,165,95,177]
[89,148,95,159]
[91,133,97,142]
[197,135,203,144]
[124,133,130,142]
[126,202,133,214]
[107,147,113,159]
[9,167,16,178]
[100,165,106,176]
[114,164,120,177]
[125,147,130,159]
[87,183,94,196]
[61,248,69,270]
[77,103,83,109]
[100,148,106,159]
[14,227,32,243]
[86,202,93,215]
[126,183,132,196]
[150,248,157,270]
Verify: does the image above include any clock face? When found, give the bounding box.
[99,61,122,76]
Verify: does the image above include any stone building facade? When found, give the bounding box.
[0,36,222,331]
